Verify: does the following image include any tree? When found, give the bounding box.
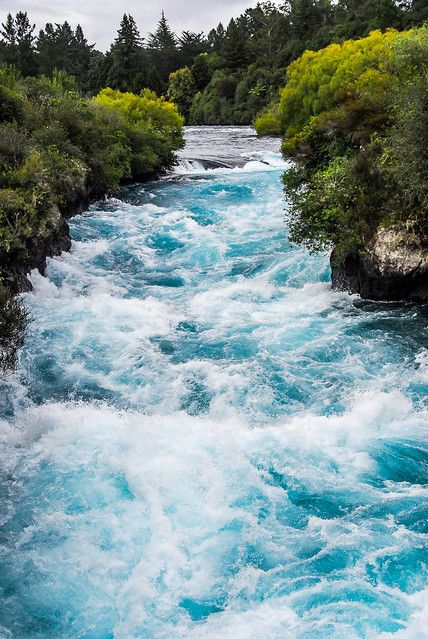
[70,24,94,93]
[87,50,110,94]
[191,53,212,91]
[289,0,321,41]
[178,31,207,67]
[0,12,37,75]
[241,3,292,65]
[37,22,75,76]
[334,0,404,37]
[106,14,145,93]
[168,66,195,120]
[207,24,225,52]
[0,13,17,66]
[147,12,179,91]
[221,19,248,69]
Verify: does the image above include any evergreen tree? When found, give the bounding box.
[69,25,94,92]
[147,12,178,91]
[146,65,164,95]
[37,22,75,76]
[0,13,17,66]
[178,31,207,67]
[207,23,225,52]
[221,19,248,69]
[38,20,95,89]
[334,0,404,37]
[106,14,145,93]
[242,3,292,65]
[148,11,177,50]
[87,50,110,94]
[289,0,320,41]
[0,12,37,75]
[1,13,16,46]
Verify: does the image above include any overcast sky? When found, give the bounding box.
[0,0,275,51]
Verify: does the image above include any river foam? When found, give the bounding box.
[0,126,427,638]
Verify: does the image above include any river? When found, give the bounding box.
[0,126,427,638]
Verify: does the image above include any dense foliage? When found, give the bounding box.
[169,0,426,125]
[270,27,428,258]
[0,67,183,274]
[1,2,426,124]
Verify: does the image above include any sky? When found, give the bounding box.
[0,0,273,51]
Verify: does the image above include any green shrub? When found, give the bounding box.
[254,102,281,136]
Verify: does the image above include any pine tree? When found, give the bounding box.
[147,12,178,91]
[70,25,94,93]
[0,12,37,74]
[15,11,37,75]
[178,31,207,67]
[0,13,17,66]
[148,11,177,51]
[88,50,110,94]
[1,13,16,46]
[37,22,75,76]
[207,24,225,52]
[106,14,145,93]
[289,0,319,41]
[221,19,248,69]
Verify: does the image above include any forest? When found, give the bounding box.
[1,1,427,125]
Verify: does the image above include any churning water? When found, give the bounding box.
[0,126,427,638]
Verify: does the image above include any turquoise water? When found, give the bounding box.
[0,126,427,638]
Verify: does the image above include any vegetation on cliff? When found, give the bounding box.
[258,26,428,264]
[0,67,183,277]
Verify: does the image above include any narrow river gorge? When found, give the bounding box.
[0,127,427,638]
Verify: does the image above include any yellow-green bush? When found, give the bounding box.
[254,101,281,136]
[278,30,399,144]
[93,88,184,145]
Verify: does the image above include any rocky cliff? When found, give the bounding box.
[331,226,428,302]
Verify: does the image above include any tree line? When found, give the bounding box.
[0,10,211,96]
[1,2,427,122]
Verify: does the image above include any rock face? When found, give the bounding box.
[1,205,72,293]
[331,226,428,302]
[1,185,94,293]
